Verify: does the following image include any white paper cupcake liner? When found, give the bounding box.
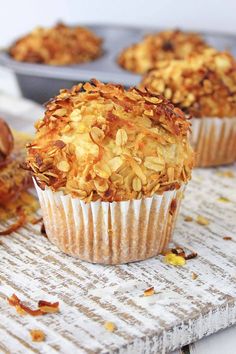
[191,117,236,167]
[34,180,185,264]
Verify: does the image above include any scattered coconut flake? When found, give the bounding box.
[104,321,116,332]
[223,236,232,240]
[184,216,193,222]
[217,197,230,203]
[196,215,210,226]
[29,329,46,342]
[191,272,198,280]
[164,253,186,266]
[143,287,155,297]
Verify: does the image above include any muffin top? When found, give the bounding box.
[118,29,209,74]
[9,23,102,65]
[140,49,236,118]
[26,80,193,202]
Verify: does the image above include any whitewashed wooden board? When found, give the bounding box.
[0,94,236,354]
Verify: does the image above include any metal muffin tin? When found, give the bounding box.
[1,24,236,103]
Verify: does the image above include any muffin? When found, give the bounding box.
[0,118,32,206]
[118,29,210,74]
[9,23,102,65]
[25,79,193,264]
[140,49,236,167]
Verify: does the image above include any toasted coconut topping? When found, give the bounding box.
[118,29,210,74]
[141,49,236,118]
[25,80,193,202]
[10,23,102,65]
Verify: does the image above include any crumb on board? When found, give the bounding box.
[164,253,186,266]
[104,321,116,332]
[196,215,210,226]
[217,197,230,203]
[143,287,155,297]
[223,236,232,240]
[7,294,59,316]
[191,272,198,280]
[184,216,193,222]
[216,170,235,178]
[29,329,46,342]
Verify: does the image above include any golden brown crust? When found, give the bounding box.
[140,49,236,118]
[118,29,210,74]
[0,129,32,206]
[26,80,193,202]
[9,23,103,65]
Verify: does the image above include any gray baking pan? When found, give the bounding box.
[0,24,236,104]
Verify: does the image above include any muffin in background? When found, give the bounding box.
[26,79,193,264]
[9,23,103,65]
[140,49,236,167]
[118,29,210,74]
[0,118,32,206]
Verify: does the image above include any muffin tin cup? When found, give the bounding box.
[191,117,236,167]
[34,179,185,265]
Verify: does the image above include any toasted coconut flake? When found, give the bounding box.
[0,208,26,236]
[38,300,60,313]
[7,294,59,317]
[7,293,20,306]
[223,236,232,240]
[185,252,198,260]
[143,287,155,297]
[30,329,46,342]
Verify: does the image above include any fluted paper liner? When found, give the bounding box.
[34,180,185,264]
[191,117,236,167]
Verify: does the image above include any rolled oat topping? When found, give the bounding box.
[9,23,102,65]
[26,80,193,202]
[118,29,210,74]
[140,49,236,117]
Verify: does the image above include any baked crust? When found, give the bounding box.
[0,130,32,206]
[9,23,102,65]
[26,79,193,202]
[118,29,209,74]
[140,49,236,118]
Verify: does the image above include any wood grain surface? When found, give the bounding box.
[0,95,235,354]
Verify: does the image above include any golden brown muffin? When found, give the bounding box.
[140,49,236,166]
[9,23,103,65]
[140,49,236,117]
[26,79,194,203]
[118,29,210,74]
[25,80,194,264]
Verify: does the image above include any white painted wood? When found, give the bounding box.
[189,325,236,354]
[0,94,236,354]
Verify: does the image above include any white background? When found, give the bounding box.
[0,0,236,47]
